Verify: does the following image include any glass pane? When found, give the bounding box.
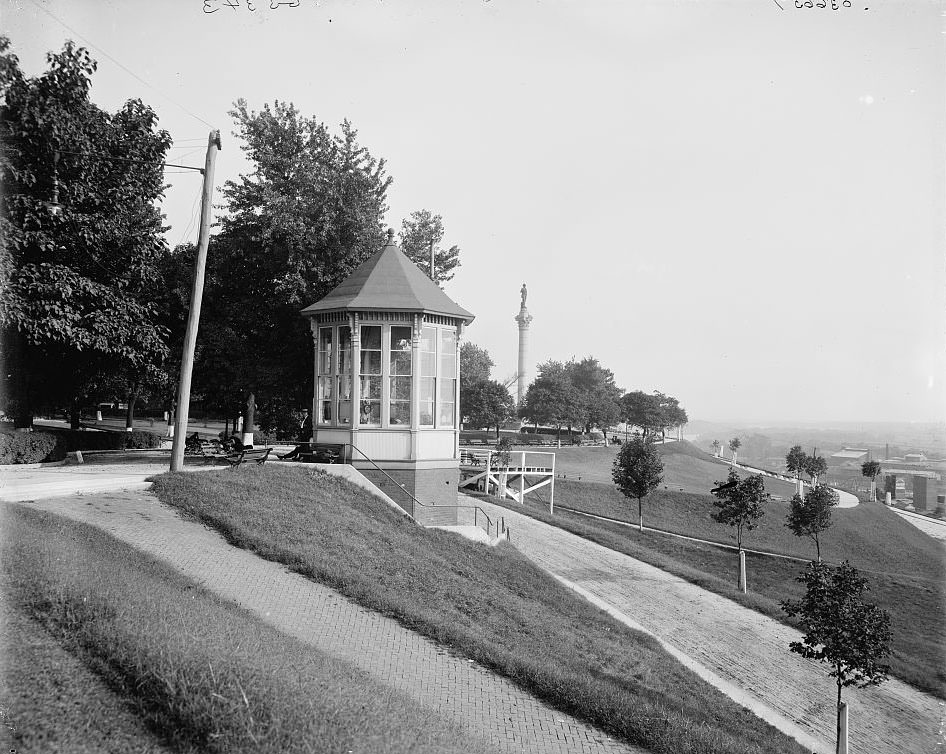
[420,326,436,353]
[361,325,381,350]
[439,400,455,427]
[359,400,381,425]
[319,328,333,352]
[391,326,412,352]
[440,329,456,378]
[419,377,434,426]
[419,400,434,426]
[338,400,352,424]
[438,378,456,427]
[338,376,352,400]
[420,352,436,377]
[360,350,382,375]
[320,402,333,423]
[361,376,382,400]
[319,351,332,374]
[319,376,334,400]
[390,351,412,376]
[390,376,412,401]
[338,327,351,373]
[318,377,333,423]
[389,401,410,425]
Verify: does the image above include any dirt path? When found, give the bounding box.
[471,496,943,754]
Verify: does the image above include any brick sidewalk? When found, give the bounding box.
[15,490,642,754]
[472,496,943,754]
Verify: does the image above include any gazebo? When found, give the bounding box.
[300,231,474,510]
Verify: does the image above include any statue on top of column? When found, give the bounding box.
[520,283,528,308]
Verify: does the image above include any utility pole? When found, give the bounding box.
[170,130,221,471]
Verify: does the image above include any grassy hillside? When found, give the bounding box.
[151,465,807,754]
[516,477,945,696]
[2,504,492,754]
[547,441,799,498]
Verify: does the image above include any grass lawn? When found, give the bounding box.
[150,465,808,754]
[1,503,493,754]
[497,477,946,698]
[0,586,176,754]
[548,441,800,497]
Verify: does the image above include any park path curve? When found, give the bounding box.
[8,487,642,754]
[471,496,943,754]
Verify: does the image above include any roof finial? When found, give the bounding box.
[386,228,395,244]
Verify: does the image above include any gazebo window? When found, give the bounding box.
[438,328,457,427]
[360,325,382,425]
[318,327,333,424]
[389,325,412,425]
[337,325,352,424]
[419,326,436,426]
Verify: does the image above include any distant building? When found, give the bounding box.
[829,447,870,467]
[904,452,928,464]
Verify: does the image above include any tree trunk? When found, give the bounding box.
[638,496,643,532]
[815,535,821,562]
[836,675,843,754]
[69,398,81,430]
[125,388,139,431]
[5,330,33,429]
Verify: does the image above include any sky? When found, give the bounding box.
[4,0,944,425]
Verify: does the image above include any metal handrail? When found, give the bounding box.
[340,443,499,538]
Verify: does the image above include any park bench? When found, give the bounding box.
[288,443,343,464]
[460,450,490,466]
[220,447,272,469]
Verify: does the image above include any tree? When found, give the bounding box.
[461,379,514,437]
[785,484,839,561]
[565,357,623,441]
[728,437,742,465]
[785,445,807,479]
[519,361,585,443]
[192,100,392,423]
[710,469,768,551]
[620,390,686,439]
[612,435,664,531]
[804,455,828,486]
[398,209,460,284]
[459,342,494,385]
[781,561,891,754]
[711,439,722,457]
[0,38,172,428]
[861,460,882,502]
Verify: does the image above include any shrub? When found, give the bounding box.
[0,430,67,464]
[125,430,164,449]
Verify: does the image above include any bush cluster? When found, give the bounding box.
[0,429,67,464]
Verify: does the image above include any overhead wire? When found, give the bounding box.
[26,0,217,131]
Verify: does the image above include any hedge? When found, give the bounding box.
[0,430,67,464]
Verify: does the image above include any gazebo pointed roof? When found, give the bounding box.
[301,235,474,323]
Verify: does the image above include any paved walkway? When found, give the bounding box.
[472,496,942,754]
[9,485,640,754]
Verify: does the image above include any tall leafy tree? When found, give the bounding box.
[612,434,664,531]
[781,561,891,754]
[0,37,172,428]
[861,460,882,502]
[193,100,391,423]
[461,379,514,438]
[805,455,828,486]
[728,437,742,465]
[566,357,623,440]
[398,209,460,284]
[620,390,687,439]
[785,445,807,480]
[459,342,494,386]
[710,469,768,551]
[519,360,585,442]
[785,484,839,561]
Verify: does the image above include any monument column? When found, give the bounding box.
[514,283,533,406]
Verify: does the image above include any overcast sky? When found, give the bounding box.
[6,0,944,424]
